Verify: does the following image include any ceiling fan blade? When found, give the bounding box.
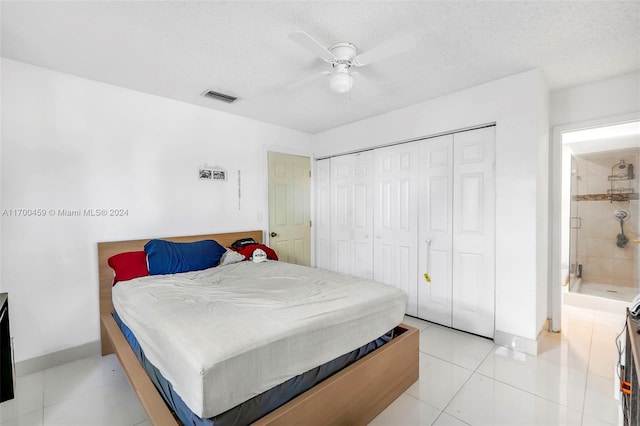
[352,34,416,67]
[284,71,330,92]
[289,31,336,62]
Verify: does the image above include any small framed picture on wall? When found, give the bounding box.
[199,164,227,181]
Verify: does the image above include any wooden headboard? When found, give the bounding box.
[98,230,264,355]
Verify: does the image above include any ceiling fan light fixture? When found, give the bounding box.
[289,31,417,95]
[329,64,353,93]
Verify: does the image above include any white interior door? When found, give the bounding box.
[418,135,454,326]
[452,127,496,338]
[315,158,331,269]
[268,151,311,266]
[331,151,374,279]
[374,143,419,316]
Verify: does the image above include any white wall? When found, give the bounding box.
[313,69,550,353]
[0,59,312,363]
[548,71,640,330]
[551,71,640,127]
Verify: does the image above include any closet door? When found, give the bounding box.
[374,143,419,315]
[452,127,495,338]
[331,151,374,279]
[418,135,454,326]
[315,158,331,269]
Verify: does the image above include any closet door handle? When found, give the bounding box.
[423,240,432,283]
[375,235,381,239]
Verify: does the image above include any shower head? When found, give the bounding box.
[614,159,627,169]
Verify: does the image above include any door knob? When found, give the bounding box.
[375,235,381,239]
[270,232,278,238]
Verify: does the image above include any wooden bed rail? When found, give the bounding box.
[97,229,419,425]
[101,311,418,426]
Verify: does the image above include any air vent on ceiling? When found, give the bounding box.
[202,89,238,104]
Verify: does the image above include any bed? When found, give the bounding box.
[98,230,419,425]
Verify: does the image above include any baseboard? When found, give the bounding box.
[494,330,539,355]
[15,340,101,377]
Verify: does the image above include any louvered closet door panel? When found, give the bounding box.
[330,151,374,279]
[452,127,496,338]
[315,158,331,269]
[418,135,454,326]
[374,143,419,316]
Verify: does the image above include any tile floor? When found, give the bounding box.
[0,304,626,426]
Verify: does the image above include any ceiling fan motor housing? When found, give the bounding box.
[329,43,357,62]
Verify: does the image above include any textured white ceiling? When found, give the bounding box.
[2,1,639,134]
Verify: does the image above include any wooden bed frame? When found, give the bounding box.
[98,230,419,425]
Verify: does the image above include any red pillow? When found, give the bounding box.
[234,244,278,261]
[108,251,149,285]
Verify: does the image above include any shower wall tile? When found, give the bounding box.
[613,242,637,260]
[587,275,636,287]
[573,151,638,290]
[578,201,607,219]
[581,220,621,239]
[585,238,615,258]
[584,257,614,279]
[612,258,637,280]
[586,176,610,195]
[577,238,588,259]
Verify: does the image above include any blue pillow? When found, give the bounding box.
[144,239,227,275]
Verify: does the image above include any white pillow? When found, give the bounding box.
[218,250,245,266]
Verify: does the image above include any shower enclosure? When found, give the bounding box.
[568,149,639,301]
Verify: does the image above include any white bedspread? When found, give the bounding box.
[112,260,406,418]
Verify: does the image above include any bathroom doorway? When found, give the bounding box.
[561,121,639,303]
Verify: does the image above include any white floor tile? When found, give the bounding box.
[0,410,43,426]
[588,339,622,379]
[0,372,44,423]
[43,379,146,426]
[560,307,595,340]
[477,346,588,411]
[403,315,431,332]
[368,393,441,426]
[431,412,470,426]
[2,302,626,426]
[537,331,591,371]
[592,311,626,331]
[406,352,473,410]
[581,413,617,426]
[445,373,582,425]
[588,319,625,380]
[420,325,495,371]
[582,373,620,425]
[43,354,126,406]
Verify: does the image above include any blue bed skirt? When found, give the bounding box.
[113,312,393,426]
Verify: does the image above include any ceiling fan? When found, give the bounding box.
[288,31,416,94]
